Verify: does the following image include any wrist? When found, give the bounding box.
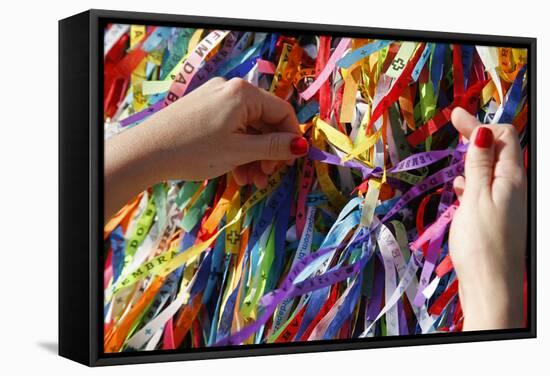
[134,110,195,183]
[459,278,523,330]
[105,125,164,194]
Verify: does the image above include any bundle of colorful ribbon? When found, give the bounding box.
[102,24,529,352]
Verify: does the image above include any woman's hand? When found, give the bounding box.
[449,107,527,330]
[105,77,308,219]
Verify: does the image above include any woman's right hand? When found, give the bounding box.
[449,107,527,331]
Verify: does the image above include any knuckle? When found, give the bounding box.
[209,76,226,85]
[501,123,518,138]
[223,77,249,99]
[282,101,294,115]
[268,134,282,158]
[467,158,494,171]
[513,167,528,189]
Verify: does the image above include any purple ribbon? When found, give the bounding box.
[119,100,165,127]
[307,144,466,179]
[307,147,375,178]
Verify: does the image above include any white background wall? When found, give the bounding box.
[0,0,546,373]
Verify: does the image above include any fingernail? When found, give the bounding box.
[474,127,494,149]
[290,137,309,156]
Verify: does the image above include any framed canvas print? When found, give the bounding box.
[59,9,536,366]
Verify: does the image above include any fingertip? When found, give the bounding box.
[451,106,480,139]
[260,160,277,175]
[290,136,309,156]
[472,126,495,149]
[232,166,249,186]
[250,162,267,189]
[453,175,465,191]
[235,162,270,187]
[451,106,467,122]
[247,166,255,185]
[453,176,465,202]
[253,172,268,189]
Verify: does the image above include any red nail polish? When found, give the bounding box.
[474,127,494,148]
[290,137,309,155]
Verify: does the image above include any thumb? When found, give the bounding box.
[451,107,496,197]
[464,124,496,197]
[235,133,309,163]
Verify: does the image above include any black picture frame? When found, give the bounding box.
[59,8,537,367]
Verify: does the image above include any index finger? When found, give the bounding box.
[226,78,301,134]
[451,107,523,167]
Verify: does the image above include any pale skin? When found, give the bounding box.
[449,107,526,331]
[105,77,305,220]
[104,77,527,331]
